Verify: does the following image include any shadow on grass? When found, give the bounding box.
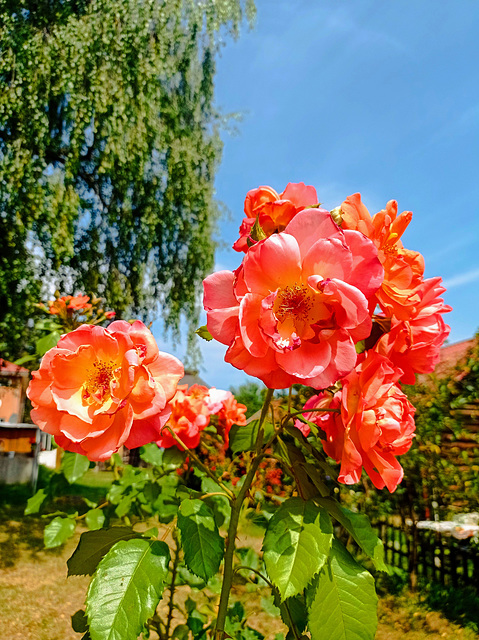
[0,468,113,569]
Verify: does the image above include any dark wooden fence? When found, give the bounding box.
[374,521,479,589]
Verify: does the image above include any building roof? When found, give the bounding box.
[179,370,210,388]
[434,338,476,378]
[0,358,30,377]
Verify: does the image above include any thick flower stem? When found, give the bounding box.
[165,532,180,639]
[214,453,265,640]
[214,388,275,640]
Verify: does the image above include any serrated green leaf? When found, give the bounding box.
[86,538,170,640]
[61,451,90,484]
[25,488,47,515]
[318,498,387,572]
[85,509,106,531]
[36,331,61,356]
[195,325,213,341]
[307,540,378,640]
[44,516,76,548]
[229,419,274,454]
[263,497,333,600]
[139,443,164,467]
[67,527,141,576]
[177,499,224,582]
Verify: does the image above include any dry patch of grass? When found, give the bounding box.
[1,530,478,640]
[0,532,89,640]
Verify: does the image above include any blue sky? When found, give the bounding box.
[155,0,479,390]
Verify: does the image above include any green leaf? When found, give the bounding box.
[85,509,106,531]
[163,447,186,468]
[36,331,61,356]
[154,493,180,524]
[67,527,141,576]
[355,340,366,354]
[318,499,387,572]
[276,595,308,634]
[61,451,90,484]
[140,443,164,467]
[44,516,76,548]
[307,540,378,640]
[177,499,224,582]
[72,610,89,633]
[14,354,36,366]
[263,497,333,600]
[229,419,274,454]
[25,488,47,515]
[195,325,213,341]
[86,538,170,640]
[172,624,190,640]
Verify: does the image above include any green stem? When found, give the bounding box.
[162,426,234,499]
[256,388,275,451]
[165,532,180,638]
[214,387,275,640]
[233,566,301,640]
[214,454,265,640]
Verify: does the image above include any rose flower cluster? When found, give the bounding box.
[203,183,451,491]
[158,384,247,449]
[27,316,247,461]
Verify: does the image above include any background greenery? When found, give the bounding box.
[0,0,255,361]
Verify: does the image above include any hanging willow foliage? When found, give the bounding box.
[0,0,255,360]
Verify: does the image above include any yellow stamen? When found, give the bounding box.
[275,283,313,322]
[84,360,115,398]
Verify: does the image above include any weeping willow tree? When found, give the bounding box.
[0,0,255,360]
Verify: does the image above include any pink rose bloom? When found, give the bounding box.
[205,388,233,414]
[302,352,416,492]
[375,277,451,384]
[233,182,318,252]
[204,209,384,389]
[27,321,184,461]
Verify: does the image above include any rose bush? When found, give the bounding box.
[158,384,247,449]
[27,320,184,460]
[25,181,452,640]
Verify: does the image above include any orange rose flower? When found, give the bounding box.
[300,351,415,492]
[27,321,184,461]
[375,277,451,384]
[233,182,319,252]
[341,194,424,318]
[49,295,92,315]
[158,384,211,449]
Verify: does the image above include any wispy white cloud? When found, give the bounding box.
[424,236,477,264]
[443,267,479,290]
